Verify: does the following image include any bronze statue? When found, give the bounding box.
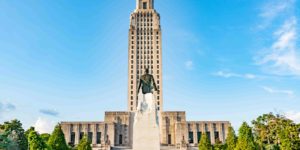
[137,68,158,94]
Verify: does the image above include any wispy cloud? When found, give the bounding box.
[285,111,300,123]
[256,0,300,76]
[39,109,59,117]
[262,86,294,98]
[185,60,194,70]
[0,101,16,115]
[258,0,295,29]
[256,18,300,76]
[213,71,257,79]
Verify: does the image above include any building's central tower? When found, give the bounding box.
[128,0,163,112]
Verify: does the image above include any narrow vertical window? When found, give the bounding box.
[143,2,147,9]
[96,132,101,144]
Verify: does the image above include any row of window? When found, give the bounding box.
[132,41,159,44]
[132,46,160,50]
[130,59,160,65]
[131,37,159,42]
[135,12,153,17]
[131,34,159,42]
[130,50,160,55]
[131,31,160,35]
[135,17,153,21]
[130,65,160,70]
[133,54,156,59]
[131,35,160,41]
[70,132,101,145]
[136,23,153,27]
[131,55,160,59]
[131,65,160,69]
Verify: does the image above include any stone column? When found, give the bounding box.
[75,124,80,145]
[210,123,215,144]
[107,123,115,146]
[92,124,97,144]
[193,123,197,145]
[101,124,105,144]
[218,123,223,143]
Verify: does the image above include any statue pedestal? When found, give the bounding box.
[132,93,160,150]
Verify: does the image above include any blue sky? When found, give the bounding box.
[0,0,299,133]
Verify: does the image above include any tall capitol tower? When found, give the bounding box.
[128,0,163,112]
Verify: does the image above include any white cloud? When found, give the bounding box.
[213,71,257,79]
[34,117,56,134]
[262,86,294,98]
[256,0,300,76]
[256,17,300,76]
[285,111,300,123]
[185,60,193,70]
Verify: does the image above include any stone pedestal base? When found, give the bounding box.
[132,93,160,150]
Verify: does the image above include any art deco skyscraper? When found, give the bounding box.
[128,0,163,112]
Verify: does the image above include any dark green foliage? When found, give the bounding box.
[214,139,226,150]
[225,126,237,150]
[47,124,69,150]
[40,133,51,143]
[0,130,18,149]
[25,126,35,139]
[235,122,256,150]
[0,119,28,150]
[77,135,92,150]
[28,130,48,150]
[199,133,212,150]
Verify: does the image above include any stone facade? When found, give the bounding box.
[61,0,231,150]
[61,111,230,150]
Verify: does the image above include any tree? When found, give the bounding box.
[28,130,48,150]
[47,124,69,150]
[199,133,212,150]
[40,133,51,143]
[225,126,237,150]
[278,119,300,150]
[25,126,35,139]
[0,119,28,150]
[214,139,225,150]
[252,113,300,150]
[77,135,92,150]
[0,129,18,149]
[252,113,279,149]
[235,122,256,150]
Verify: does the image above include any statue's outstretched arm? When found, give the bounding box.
[152,76,158,91]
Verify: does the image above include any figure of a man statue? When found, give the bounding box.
[137,68,158,94]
